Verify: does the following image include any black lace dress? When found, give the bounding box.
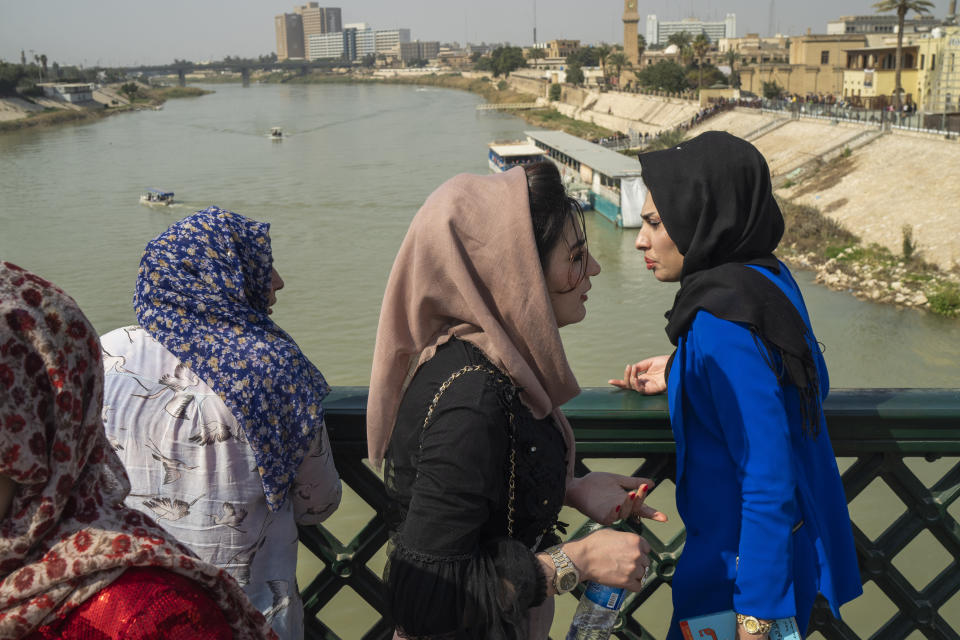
[383,339,569,640]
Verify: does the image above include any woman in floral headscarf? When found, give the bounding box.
[100,206,341,640]
[0,260,275,639]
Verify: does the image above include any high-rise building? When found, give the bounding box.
[275,13,305,61]
[826,14,939,35]
[295,4,342,58]
[374,29,411,55]
[646,14,736,46]
[399,40,440,63]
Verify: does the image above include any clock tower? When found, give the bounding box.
[623,0,640,65]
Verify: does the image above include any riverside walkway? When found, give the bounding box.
[299,387,960,640]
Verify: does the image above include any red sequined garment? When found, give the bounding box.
[25,568,232,640]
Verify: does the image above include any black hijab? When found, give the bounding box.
[638,131,821,435]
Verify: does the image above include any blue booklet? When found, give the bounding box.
[679,611,802,640]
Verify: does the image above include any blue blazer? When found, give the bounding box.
[665,263,862,639]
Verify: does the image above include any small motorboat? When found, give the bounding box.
[270,126,283,139]
[140,188,175,206]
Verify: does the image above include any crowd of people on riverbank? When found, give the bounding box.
[1,131,862,640]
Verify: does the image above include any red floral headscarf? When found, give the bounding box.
[0,262,275,639]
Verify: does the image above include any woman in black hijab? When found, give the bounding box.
[611,132,861,639]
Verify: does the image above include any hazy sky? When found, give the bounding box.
[0,0,953,67]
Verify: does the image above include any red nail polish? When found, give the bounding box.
[615,505,621,513]
[639,484,649,495]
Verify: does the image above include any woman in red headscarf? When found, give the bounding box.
[0,261,276,639]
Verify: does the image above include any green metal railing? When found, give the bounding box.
[298,388,960,640]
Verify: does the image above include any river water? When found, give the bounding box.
[2,83,958,637]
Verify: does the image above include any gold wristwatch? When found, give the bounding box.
[546,544,580,594]
[736,614,773,635]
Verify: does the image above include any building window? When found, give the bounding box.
[920,54,925,69]
[821,50,830,64]
[931,54,936,70]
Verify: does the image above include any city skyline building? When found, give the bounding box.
[826,14,940,35]
[374,28,411,55]
[275,12,305,61]
[399,40,440,63]
[294,4,342,59]
[646,13,736,45]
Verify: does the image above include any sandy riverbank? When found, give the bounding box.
[0,83,211,133]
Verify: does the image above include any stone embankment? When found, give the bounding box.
[513,83,960,314]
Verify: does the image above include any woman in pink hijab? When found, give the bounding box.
[0,261,275,639]
[368,163,667,639]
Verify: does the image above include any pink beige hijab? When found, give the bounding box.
[0,261,274,639]
[367,167,580,473]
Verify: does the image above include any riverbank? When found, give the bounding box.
[267,70,619,140]
[0,84,211,133]
[777,193,960,317]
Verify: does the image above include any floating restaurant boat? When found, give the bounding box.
[487,141,546,173]
[524,130,646,228]
[139,188,175,207]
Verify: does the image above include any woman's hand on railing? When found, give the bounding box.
[608,354,670,394]
[564,472,668,525]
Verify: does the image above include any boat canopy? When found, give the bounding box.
[524,130,643,179]
[489,143,545,158]
[146,188,174,197]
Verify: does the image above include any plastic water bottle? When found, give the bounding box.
[565,580,626,640]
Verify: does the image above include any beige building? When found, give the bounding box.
[399,41,440,63]
[294,4,342,59]
[718,34,789,64]
[275,13,305,61]
[842,26,960,111]
[623,0,640,64]
[738,34,867,97]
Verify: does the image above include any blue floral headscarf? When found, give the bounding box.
[134,206,330,511]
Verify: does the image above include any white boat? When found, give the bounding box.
[270,126,283,139]
[488,141,546,173]
[139,188,175,206]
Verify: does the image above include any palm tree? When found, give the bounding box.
[872,0,934,110]
[723,49,741,88]
[637,34,647,64]
[666,31,692,50]
[692,33,711,91]
[606,52,631,87]
[595,43,612,85]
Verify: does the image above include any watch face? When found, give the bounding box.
[558,572,579,592]
[743,618,761,634]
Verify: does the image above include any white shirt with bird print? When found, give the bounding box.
[100,326,342,640]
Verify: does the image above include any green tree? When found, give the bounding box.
[685,63,727,89]
[526,47,548,60]
[549,82,562,101]
[360,53,376,68]
[637,34,647,62]
[692,34,711,91]
[566,63,584,85]
[0,62,26,96]
[595,43,612,83]
[723,49,741,88]
[636,60,689,93]
[872,0,934,110]
[120,82,140,101]
[488,46,527,77]
[762,80,784,99]
[566,47,600,68]
[474,55,494,72]
[606,52,631,87]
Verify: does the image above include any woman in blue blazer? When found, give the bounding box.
[612,132,862,639]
